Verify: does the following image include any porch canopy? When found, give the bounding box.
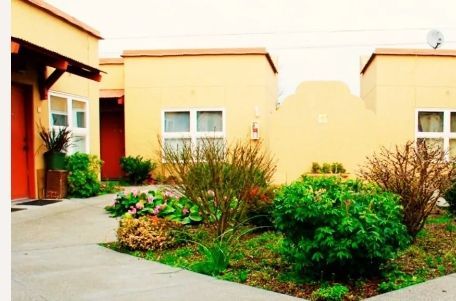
[11,36,104,99]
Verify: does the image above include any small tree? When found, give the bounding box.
[359,140,456,238]
[159,137,276,236]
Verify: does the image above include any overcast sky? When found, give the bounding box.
[47,0,456,100]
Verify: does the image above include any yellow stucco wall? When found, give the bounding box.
[11,0,100,198]
[122,54,277,174]
[362,55,456,148]
[11,0,99,67]
[102,50,455,185]
[99,62,124,89]
[270,81,380,183]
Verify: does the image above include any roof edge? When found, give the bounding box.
[100,58,124,65]
[121,48,278,73]
[22,0,102,39]
[361,48,456,74]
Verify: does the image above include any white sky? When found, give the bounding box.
[47,0,456,100]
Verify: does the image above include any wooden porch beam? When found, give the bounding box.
[67,65,102,82]
[38,67,66,100]
[45,69,65,90]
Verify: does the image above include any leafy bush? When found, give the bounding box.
[160,138,276,236]
[310,162,346,174]
[104,189,203,225]
[245,185,278,228]
[444,180,456,214]
[378,268,425,293]
[331,162,346,174]
[117,215,183,251]
[359,140,456,238]
[311,162,321,173]
[311,284,349,301]
[273,176,410,277]
[120,155,156,185]
[66,152,102,198]
[321,163,331,173]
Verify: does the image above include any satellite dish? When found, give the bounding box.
[427,29,444,49]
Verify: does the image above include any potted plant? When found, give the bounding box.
[38,124,72,170]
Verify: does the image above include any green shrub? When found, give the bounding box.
[444,181,456,214]
[311,284,349,301]
[120,155,155,185]
[321,163,332,173]
[66,152,102,198]
[330,162,346,174]
[273,176,410,277]
[104,189,203,225]
[378,268,425,293]
[117,215,183,251]
[161,138,276,236]
[311,162,321,173]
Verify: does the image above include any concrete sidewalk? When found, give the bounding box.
[364,274,456,301]
[11,189,302,301]
[12,189,456,301]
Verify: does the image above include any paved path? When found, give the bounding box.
[11,188,302,301]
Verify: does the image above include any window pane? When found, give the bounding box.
[164,138,191,153]
[164,112,190,132]
[450,139,456,159]
[417,111,443,132]
[417,138,444,151]
[72,100,86,128]
[197,111,223,132]
[72,136,86,154]
[52,114,68,126]
[451,112,456,133]
[50,95,68,126]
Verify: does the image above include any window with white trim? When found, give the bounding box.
[416,109,456,159]
[49,93,89,154]
[162,109,225,154]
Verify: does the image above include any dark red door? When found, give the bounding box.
[100,100,125,180]
[11,83,33,199]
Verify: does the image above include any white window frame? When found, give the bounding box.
[415,108,456,160]
[48,91,90,154]
[161,108,226,159]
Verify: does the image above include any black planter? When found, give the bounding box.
[44,151,67,170]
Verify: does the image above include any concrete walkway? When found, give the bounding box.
[11,188,302,301]
[12,189,456,301]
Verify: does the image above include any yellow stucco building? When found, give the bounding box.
[99,48,278,180]
[100,47,456,184]
[12,1,454,195]
[11,0,102,199]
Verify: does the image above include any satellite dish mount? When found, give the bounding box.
[427,29,444,49]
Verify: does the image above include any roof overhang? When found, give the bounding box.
[22,0,102,39]
[121,47,278,74]
[361,48,456,74]
[11,37,105,99]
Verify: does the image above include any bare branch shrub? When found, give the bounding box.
[359,140,456,238]
[159,137,276,236]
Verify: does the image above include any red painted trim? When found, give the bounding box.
[26,84,36,198]
[11,82,36,199]
[11,41,20,54]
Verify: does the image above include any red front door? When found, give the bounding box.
[11,83,34,199]
[100,99,125,180]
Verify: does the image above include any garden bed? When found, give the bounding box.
[102,211,456,301]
